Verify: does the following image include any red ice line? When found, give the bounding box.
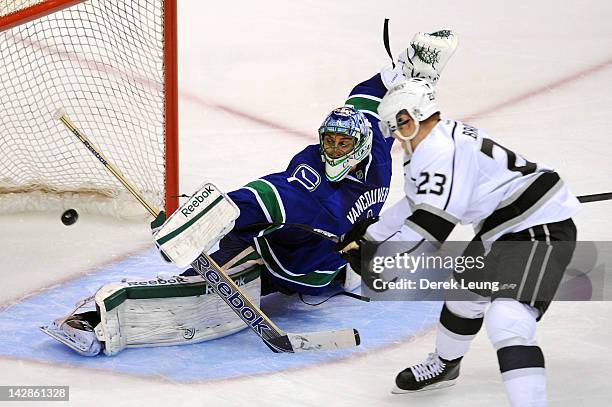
[460,57,612,123]
[190,56,612,157]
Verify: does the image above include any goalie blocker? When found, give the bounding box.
[152,182,240,267]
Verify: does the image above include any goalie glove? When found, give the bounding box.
[381,30,458,88]
[399,30,458,84]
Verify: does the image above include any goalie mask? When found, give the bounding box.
[318,106,373,182]
[378,78,438,152]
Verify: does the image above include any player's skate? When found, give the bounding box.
[392,352,461,393]
[40,313,102,356]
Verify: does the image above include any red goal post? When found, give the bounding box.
[0,0,179,217]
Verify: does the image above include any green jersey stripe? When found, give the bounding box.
[346,95,381,114]
[254,237,342,287]
[245,179,286,224]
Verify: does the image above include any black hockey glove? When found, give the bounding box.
[334,216,379,275]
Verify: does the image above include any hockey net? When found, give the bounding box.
[0,0,178,218]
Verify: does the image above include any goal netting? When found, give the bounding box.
[0,0,178,218]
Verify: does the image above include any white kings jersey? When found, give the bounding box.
[367,119,581,246]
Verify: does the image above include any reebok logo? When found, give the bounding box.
[192,256,273,336]
[181,185,215,217]
[204,275,246,295]
[126,276,188,286]
[82,138,108,165]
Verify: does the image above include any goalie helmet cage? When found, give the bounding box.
[0,0,179,218]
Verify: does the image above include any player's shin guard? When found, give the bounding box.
[486,300,545,406]
[436,301,485,361]
[497,345,547,407]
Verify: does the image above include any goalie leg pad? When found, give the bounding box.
[95,263,262,355]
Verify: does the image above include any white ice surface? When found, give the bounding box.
[1,0,612,405]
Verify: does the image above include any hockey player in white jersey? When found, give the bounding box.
[338,78,581,406]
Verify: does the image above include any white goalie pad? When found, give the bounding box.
[153,182,240,267]
[94,264,261,356]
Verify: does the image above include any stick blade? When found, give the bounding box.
[286,328,360,352]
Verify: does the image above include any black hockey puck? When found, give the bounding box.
[61,209,79,226]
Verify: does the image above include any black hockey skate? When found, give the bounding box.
[393,352,461,393]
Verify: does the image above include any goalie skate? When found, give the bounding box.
[40,315,102,357]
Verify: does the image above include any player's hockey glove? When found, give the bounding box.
[334,216,379,275]
[150,211,171,263]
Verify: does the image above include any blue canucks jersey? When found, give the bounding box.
[212,74,392,294]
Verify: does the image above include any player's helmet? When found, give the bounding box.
[378,78,438,142]
[318,106,373,182]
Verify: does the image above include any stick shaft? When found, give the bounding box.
[578,192,612,203]
[56,113,159,217]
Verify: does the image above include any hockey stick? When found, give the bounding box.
[383,19,395,69]
[577,192,612,203]
[55,110,360,353]
[238,222,341,243]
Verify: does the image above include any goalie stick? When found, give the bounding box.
[238,222,341,243]
[55,110,360,353]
